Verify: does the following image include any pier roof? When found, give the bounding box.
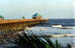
[33,13,41,17]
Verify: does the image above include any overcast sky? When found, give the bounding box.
[0,0,74,19]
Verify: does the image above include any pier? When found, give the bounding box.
[0,19,48,40]
[0,19,48,32]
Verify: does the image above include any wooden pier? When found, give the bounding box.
[0,19,48,32]
[0,19,48,40]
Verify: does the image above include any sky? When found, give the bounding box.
[0,0,74,19]
[73,0,75,18]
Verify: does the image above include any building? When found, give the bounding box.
[32,13,42,19]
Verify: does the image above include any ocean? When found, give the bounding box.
[26,19,75,47]
[48,19,75,26]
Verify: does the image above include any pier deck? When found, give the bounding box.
[0,19,48,36]
[0,19,48,32]
[0,19,48,40]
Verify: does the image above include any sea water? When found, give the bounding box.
[27,19,75,47]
